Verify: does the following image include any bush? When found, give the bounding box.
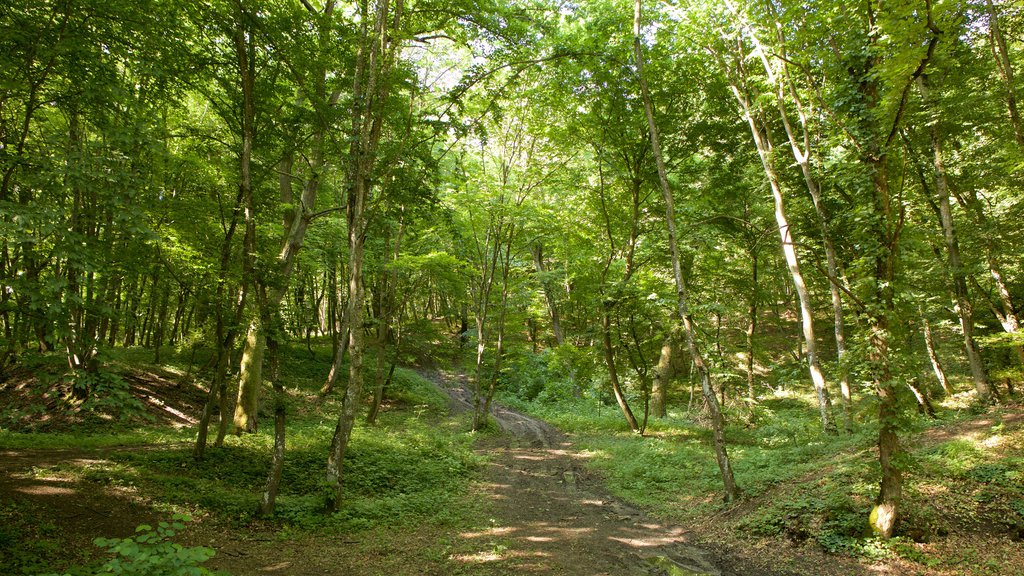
[43,515,223,576]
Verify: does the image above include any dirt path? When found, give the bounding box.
[430,370,778,576]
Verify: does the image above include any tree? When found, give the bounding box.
[634,0,740,502]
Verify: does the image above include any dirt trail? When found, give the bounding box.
[430,370,777,576]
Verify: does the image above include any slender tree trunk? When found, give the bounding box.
[259,337,285,516]
[745,251,758,415]
[907,379,936,418]
[321,305,350,397]
[471,236,498,430]
[921,311,953,395]
[326,0,400,512]
[602,306,639,431]
[531,243,564,346]
[729,87,834,433]
[634,0,739,501]
[921,83,990,399]
[368,217,404,424]
[772,13,853,433]
[327,175,367,512]
[194,140,249,457]
[986,0,1024,146]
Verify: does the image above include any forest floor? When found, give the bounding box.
[1,365,1021,575]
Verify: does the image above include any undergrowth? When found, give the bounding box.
[0,346,483,575]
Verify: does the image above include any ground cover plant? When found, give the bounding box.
[0,345,485,575]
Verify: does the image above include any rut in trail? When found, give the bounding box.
[427,369,786,576]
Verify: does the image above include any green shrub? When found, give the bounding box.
[43,515,223,576]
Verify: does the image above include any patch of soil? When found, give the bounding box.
[917,405,1024,446]
[0,448,164,573]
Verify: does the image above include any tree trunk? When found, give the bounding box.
[233,314,265,434]
[326,0,400,512]
[602,306,639,431]
[866,153,902,540]
[531,243,564,346]
[327,176,367,512]
[259,337,285,516]
[921,311,953,395]
[729,86,834,434]
[320,305,350,397]
[986,0,1024,146]
[650,336,675,419]
[745,250,758,416]
[920,78,991,400]
[227,0,259,434]
[634,0,739,502]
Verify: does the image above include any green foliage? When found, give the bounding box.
[73,371,152,424]
[0,502,62,574]
[386,368,449,410]
[89,516,219,576]
[38,515,222,576]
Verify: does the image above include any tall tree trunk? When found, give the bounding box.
[726,0,854,429]
[326,174,368,512]
[259,337,285,516]
[194,182,248,458]
[481,241,513,425]
[986,0,1024,146]
[320,305,350,397]
[921,310,953,395]
[745,250,758,414]
[531,243,564,346]
[326,0,400,512]
[921,78,991,399]
[233,0,339,432]
[728,83,834,434]
[228,1,260,434]
[602,306,639,431]
[367,217,404,425]
[650,335,676,419]
[634,0,739,502]
[865,145,904,540]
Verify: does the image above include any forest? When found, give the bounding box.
[1,0,1023,574]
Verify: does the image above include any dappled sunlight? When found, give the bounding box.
[915,482,948,496]
[981,434,1004,449]
[510,453,554,462]
[608,527,689,548]
[450,547,551,566]
[258,561,292,572]
[459,526,516,539]
[13,482,77,496]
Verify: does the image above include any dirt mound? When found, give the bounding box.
[425,368,563,447]
[0,360,208,432]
